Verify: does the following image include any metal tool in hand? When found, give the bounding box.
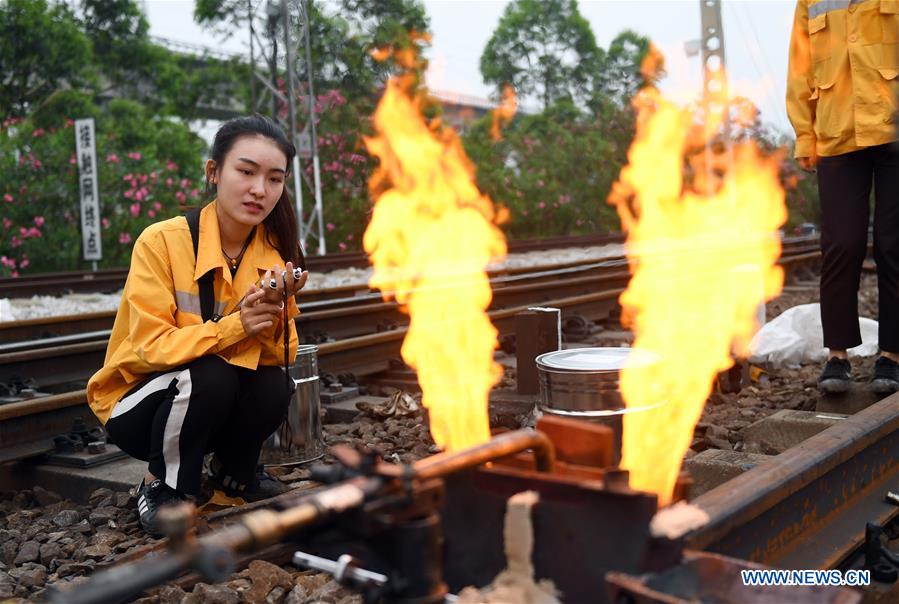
[230,267,303,314]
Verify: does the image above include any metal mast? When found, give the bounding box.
[699,0,731,141]
[248,0,326,255]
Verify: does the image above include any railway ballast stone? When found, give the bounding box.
[89,506,119,526]
[52,509,82,527]
[33,485,63,506]
[264,586,287,603]
[39,543,64,566]
[0,541,18,567]
[8,564,46,589]
[242,559,294,602]
[284,584,308,603]
[82,544,112,560]
[12,541,39,565]
[183,582,241,604]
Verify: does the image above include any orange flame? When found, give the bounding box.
[490,84,518,141]
[609,51,786,506]
[363,77,507,452]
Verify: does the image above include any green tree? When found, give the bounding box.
[479,0,602,110]
[0,0,94,116]
[81,0,249,120]
[463,100,622,239]
[81,0,154,85]
[195,0,429,106]
[595,30,653,108]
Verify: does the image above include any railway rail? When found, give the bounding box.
[0,232,624,299]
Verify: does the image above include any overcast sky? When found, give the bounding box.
[142,0,796,138]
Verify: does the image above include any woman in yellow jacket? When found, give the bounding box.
[787,0,899,393]
[87,115,309,536]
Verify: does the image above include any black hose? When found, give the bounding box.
[49,550,192,604]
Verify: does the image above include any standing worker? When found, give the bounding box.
[87,115,309,536]
[787,0,899,393]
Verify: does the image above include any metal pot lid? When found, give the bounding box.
[535,347,660,371]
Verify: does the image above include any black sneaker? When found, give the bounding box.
[872,356,899,394]
[209,461,290,503]
[136,478,187,538]
[818,357,851,393]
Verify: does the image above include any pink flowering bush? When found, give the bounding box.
[0,102,204,276]
[463,101,625,239]
[294,89,376,253]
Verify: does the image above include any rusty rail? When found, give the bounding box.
[687,391,899,570]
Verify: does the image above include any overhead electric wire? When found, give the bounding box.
[733,1,792,132]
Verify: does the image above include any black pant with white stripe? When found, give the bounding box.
[105,355,292,497]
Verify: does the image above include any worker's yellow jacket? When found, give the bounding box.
[787,0,898,158]
[87,202,299,424]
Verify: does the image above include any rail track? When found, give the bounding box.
[0,233,623,299]
[0,236,822,386]
[0,237,822,463]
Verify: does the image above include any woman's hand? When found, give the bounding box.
[797,156,817,173]
[239,285,283,336]
[259,261,309,306]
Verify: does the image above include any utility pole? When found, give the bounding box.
[699,0,730,140]
[697,1,765,341]
[247,0,326,255]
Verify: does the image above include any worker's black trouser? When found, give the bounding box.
[105,355,292,497]
[818,142,899,352]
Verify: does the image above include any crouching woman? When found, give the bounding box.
[87,115,309,536]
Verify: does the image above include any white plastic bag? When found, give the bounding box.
[748,303,878,369]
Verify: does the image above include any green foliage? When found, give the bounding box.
[195,0,429,108]
[480,0,602,109]
[463,101,629,239]
[318,0,429,102]
[81,0,154,89]
[1,0,250,123]
[596,30,655,108]
[194,0,252,36]
[0,0,95,114]
[0,106,205,276]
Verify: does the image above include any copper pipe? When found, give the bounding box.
[413,429,556,480]
[216,430,555,550]
[210,478,374,551]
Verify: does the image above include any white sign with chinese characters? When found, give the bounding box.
[75,118,102,261]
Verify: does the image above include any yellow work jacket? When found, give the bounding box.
[87,201,299,424]
[787,0,898,158]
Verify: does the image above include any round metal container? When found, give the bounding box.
[536,347,663,463]
[536,347,662,416]
[261,344,325,466]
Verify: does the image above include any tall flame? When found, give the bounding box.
[609,48,787,505]
[363,77,507,451]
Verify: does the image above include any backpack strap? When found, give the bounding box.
[185,208,219,323]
